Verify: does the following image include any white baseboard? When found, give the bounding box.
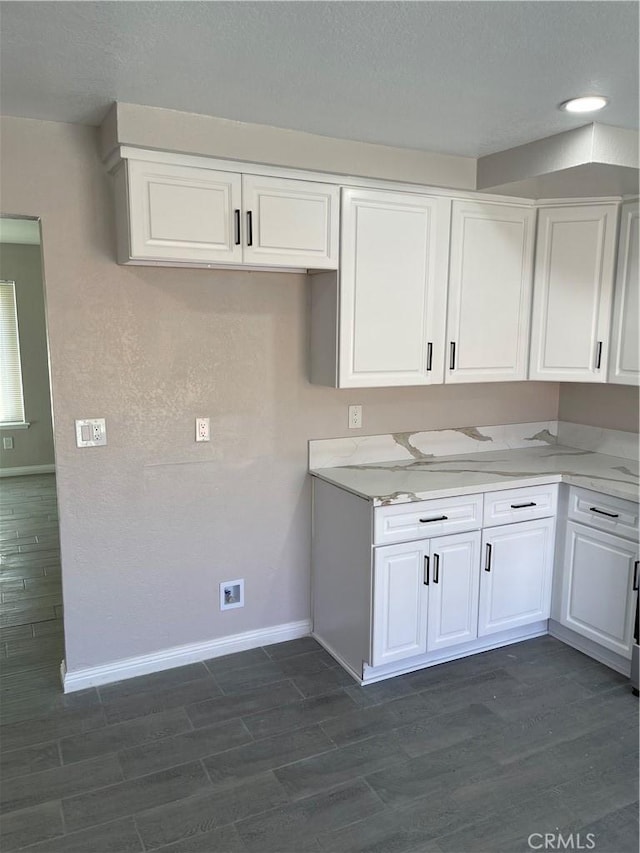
[63,618,312,693]
[0,464,55,478]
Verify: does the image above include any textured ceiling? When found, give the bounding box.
[0,1,637,157]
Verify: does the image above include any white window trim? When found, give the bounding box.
[0,279,26,427]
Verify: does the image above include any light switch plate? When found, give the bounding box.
[75,418,107,448]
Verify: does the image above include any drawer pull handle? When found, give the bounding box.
[595,341,603,370]
[633,560,639,592]
[424,555,429,586]
[419,515,448,523]
[449,341,456,370]
[589,507,619,519]
[234,209,241,245]
[426,342,433,372]
[247,210,253,246]
[511,502,537,509]
[433,553,440,584]
[485,543,492,572]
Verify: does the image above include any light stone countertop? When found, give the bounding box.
[311,444,639,506]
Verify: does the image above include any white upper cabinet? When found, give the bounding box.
[336,188,450,388]
[608,200,639,386]
[122,160,243,265]
[529,203,618,382]
[445,201,536,383]
[115,154,339,270]
[241,175,338,269]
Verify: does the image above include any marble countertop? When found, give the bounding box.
[311,444,639,506]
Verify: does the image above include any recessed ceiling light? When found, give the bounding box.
[559,96,609,113]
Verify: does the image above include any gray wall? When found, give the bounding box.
[0,241,55,470]
[558,383,640,433]
[1,116,561,672]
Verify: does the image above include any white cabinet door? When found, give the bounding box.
[372,541,428,666]
[427,531,481,653]
[446,201,535,383]
[561,521,638,658]
[125,160,243,264]
[529,203,618,382]
[338,188,449,388]
[242,175,339,269]
[609,201,640,386]
[478,518,555,636]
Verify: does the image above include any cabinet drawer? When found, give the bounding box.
[483,484,558,527]
[374,494,483,545]
[568,487,639,541]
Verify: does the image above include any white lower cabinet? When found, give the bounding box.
[426,531,481,653]
[372,541,429,666]
[372,530,481,666]
[478,518,555,636]
[560,521,639,658]
[313,477,635,684]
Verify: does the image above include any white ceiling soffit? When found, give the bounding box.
[0,218,41,245]
[477,124,639,198]
[0,1,637,159]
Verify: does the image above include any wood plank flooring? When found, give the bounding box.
[0,474,638,852]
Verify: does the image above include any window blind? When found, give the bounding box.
[0,280,26,424]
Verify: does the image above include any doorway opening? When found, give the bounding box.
[0,215,64,720]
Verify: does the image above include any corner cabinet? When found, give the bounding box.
[113,154,339,270]
[478,518,555,636]
[445,200,536,384]
[608,200,639,386]
[310,188,450,388]
[529,203,618,382]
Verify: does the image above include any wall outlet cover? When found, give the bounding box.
[348,405,363,429]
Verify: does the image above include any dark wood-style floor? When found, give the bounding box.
[0,475,638,853]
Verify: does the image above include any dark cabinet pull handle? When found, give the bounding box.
[595,341,603,370]
[234,209,241,245]
[424,555,429,586]
[589,506,619,519]
[450,342,456,370]
[433,553,440,584]
[426,342,433,372]
[511,502,537,509]
[633,560,639,591]
[419,515,448,523]
[485,543,492,572]
[247,211,253,246]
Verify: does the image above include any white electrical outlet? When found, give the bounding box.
[348,405,363,429]
[195,417,210,442]
[220,579,244,610]
[3,437,14,450]
[75,418,107,448]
